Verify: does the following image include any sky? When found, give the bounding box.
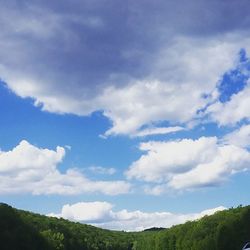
[1,0,250,231]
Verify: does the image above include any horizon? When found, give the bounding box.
[1,0,250,231]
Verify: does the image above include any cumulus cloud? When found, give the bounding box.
[168,144,250,189]
[0,140,130,195]
[100,79,206,136]
[1,1,250,135]
[48,201,226,231]
[0,140,65,173]
[49,202,114,222]
[126,137,250,192]
[126,137,218,182]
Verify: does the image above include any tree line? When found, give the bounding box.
[1,203,250,250]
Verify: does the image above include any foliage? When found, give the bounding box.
[0,203,49,250]
[135,205,250,250]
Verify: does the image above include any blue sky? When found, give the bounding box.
[1,0,250,231]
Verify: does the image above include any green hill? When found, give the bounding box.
[1,203,250,250]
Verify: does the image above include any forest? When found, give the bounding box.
[1,202,250,250]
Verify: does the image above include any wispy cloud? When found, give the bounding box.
[132,126,184,137]
[88,166,116,175]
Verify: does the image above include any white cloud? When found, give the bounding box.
[131,126,184,137]
[169,144,250,189]
[0,140,130,195]
[208,81,250,126]
[223,124,250,147]
[49,202,114,222]
[126,136,250,191]
[0,140,65,173]
[126,137,218,182]
[100,36,242,136]
[95,206,226,231]
[101,79,200,136]
[49,201,226,231]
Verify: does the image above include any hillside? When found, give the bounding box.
[1,203,250,250]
